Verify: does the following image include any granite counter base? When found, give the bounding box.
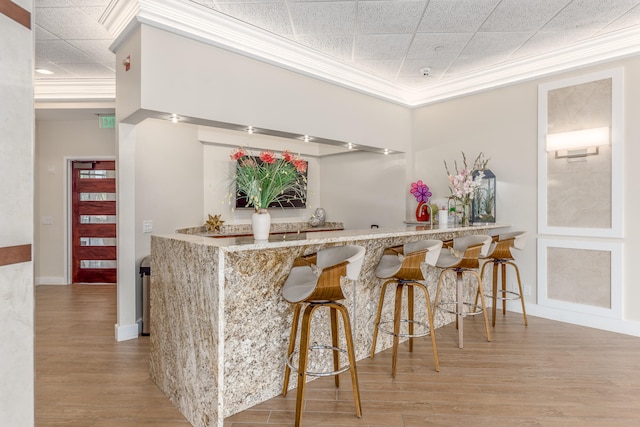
[149,224,508,426]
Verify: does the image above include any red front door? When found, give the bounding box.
[71,160,117,284]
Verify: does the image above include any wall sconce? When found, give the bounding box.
[546,127,610,160]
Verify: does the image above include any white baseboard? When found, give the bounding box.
[36,276,66,285]
[114,323,139,342]
[508,301,640,337]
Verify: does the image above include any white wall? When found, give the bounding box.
[0,0,34,424]
[412,81,539,303]
[124,25,413,153]
[134,119,204,319]
[320,151,407,230]
[412,55,640,327]
[35,119,116,284]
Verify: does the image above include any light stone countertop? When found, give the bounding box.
[157,223,509,251]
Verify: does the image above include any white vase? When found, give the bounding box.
[252,210,271,241]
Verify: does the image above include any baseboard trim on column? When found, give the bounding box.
[115,323,139,342]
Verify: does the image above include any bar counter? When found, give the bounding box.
[149,223,509,427]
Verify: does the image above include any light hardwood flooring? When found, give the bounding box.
[37,284,640,427]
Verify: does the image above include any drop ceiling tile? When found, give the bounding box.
[542,0,640,32]
[68,39,115,64]
[509,29,594,59]
[295,34,354,60]
[399,58,451,77]
[417,0,500,33]
[407,32,473,59]
[56,62,115,78]
[480,0,570,32]
[356,0,426,34]
[447,31,533,75]
[289,1,357,35]
[354,33,413,60]
[70,0,111,6]
[355,59,403,79]
[36,39,92,63]
[36,6,111,40]
[35,24,59,40]
[34,62,76,77]
[599,4,640,33]
[459,31,533,58]
[396,74,438,87]
[216,2,294,36]
[36,0,75,7]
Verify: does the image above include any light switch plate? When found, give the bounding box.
[143,220,153,233]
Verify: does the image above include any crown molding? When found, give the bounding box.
[407,26,640,107]
[34,79,116,102]
[93,0,640,107]
[100,0,412,105]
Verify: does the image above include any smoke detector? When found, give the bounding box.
[419,66,432,77]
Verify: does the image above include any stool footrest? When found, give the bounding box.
[485,289,522,301]
[377,319,432,338]
[285,345,351,377]
[438,301,484,316]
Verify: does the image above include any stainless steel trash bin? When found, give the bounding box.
[140,256,151,336]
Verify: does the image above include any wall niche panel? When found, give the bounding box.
[538,68,623,238]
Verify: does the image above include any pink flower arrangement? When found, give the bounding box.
[444,152,488,205]
[230,148,307,210]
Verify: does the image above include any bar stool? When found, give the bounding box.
[281,245,365,427]
[475,231,528,327]
[370,240,442,376]
[434,235,492,349]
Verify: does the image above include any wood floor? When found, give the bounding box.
[36,284,640,427]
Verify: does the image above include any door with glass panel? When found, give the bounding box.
[72,160,117,283]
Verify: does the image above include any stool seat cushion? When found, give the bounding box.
[282,245,366,304]
[435,249,462,269]
[374,254,402,279]
[374,240,443,279]
[436,235,492,269]
[282,265,319,303]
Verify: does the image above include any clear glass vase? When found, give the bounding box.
[461,201,471,227]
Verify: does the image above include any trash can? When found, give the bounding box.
[140,256,151,336]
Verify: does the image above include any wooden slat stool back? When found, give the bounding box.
[281,245,365,427]
[370,240,443,377]
[475,231,528,327]
[434,235,492,349]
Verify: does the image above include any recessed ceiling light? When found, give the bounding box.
[35,68,54,75]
